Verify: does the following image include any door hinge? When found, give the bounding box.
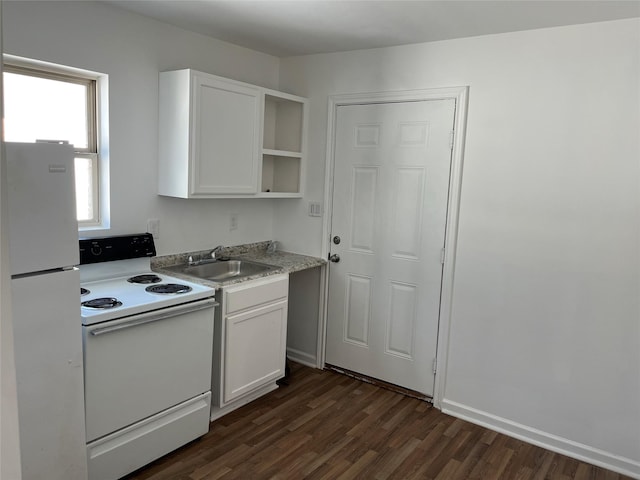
[432,357,437,374]
[440,247,446,265]
[449,130,455,150]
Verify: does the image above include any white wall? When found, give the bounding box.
[2,0,282,255]
[278,19,640,476]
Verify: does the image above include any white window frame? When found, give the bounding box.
[3,56,109,230]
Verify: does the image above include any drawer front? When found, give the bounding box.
[224,274,288,314]
[87,392,211,480]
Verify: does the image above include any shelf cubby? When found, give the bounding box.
[260,91,306,197]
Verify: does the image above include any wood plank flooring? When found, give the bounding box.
[124,362,631,480]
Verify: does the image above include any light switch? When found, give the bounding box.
[308,202,322,217]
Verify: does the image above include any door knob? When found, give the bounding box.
[329,254,340,263]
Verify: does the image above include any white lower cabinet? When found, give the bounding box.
[212,274,289,417]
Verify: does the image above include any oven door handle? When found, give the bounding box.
[89,298,217,336]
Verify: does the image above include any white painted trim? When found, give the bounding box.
[442,400,640,479]
[433,86,469,409]
[286,347,317,368]
[209,383,279,421]
[321,87,470,405]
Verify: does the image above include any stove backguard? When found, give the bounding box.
[79,233,156,265]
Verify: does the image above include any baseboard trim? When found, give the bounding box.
[210,383,278,422]
[441,400,640,479]
[286,348,317,368]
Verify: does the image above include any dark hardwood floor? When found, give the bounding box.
[125,362,631,480]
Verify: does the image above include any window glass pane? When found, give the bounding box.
[74,157,94,222]
[3,72,89,149]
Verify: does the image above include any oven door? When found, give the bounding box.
[83,298,216,442]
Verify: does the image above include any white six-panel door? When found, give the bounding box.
[326,99,455,397]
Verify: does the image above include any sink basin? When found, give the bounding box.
[166,258,279,282]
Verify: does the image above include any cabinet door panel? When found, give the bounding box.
[224,300,288,403]
[192,76,261,195]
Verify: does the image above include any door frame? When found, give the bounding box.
[320,87,469,408]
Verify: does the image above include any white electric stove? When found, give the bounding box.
[79,234,216,480]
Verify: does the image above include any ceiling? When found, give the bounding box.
[106,0,640,57]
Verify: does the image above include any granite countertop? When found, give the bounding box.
[151,241,325,288]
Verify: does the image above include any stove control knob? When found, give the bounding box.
[90,245,102,256]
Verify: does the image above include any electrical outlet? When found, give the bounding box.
[230,213,238,231]
[147,218,160,238]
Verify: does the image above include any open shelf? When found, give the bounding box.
[261,92,306,196]
[261,154,301,195]
[262,148,302,158]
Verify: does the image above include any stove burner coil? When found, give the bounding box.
[145,283,193,295]
[82,297,123,309]
[127,274,162,284]
[81,287,90,296]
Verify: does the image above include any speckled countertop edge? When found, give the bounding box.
[151,241,326,289]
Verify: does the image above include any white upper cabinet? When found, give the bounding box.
[158,70,261,197]
[158,69,307,198]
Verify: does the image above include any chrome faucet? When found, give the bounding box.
[210,245,224,260]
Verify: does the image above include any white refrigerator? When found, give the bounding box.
[6,142,88,480]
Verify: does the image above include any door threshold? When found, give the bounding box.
[324,364,432,402]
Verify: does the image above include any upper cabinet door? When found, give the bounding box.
[191,74,261,195]
[158,69,261,198]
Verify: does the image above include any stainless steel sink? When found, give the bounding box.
[165,258,279,282]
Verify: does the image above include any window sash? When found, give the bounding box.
[4,63,98,153]
[3,62,101,226]
[74,153,100,226]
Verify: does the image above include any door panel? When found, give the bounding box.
[386,281,418,358]
[6,142,79,274]
[350,166,378,253]
[12,269,88,479]
[344,273,372,346]
[326,99,455,396]
[192,75,260,195]
[83,303,214,442]
[224,300,288,403]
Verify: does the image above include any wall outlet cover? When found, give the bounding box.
[308,202,322,217]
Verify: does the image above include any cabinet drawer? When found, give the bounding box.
[224,274,288,314]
